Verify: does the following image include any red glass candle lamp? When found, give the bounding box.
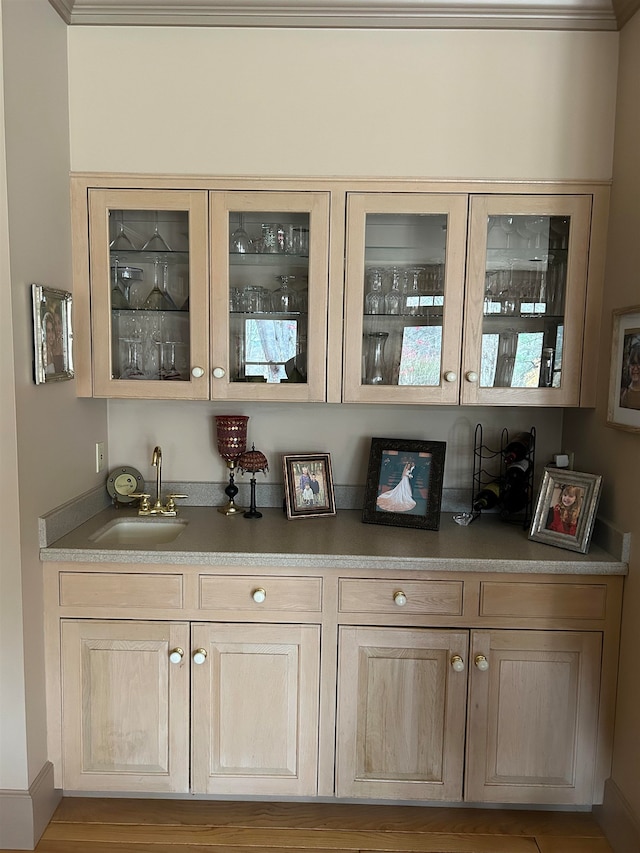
[215,415,249,515]
[237,444,269,519]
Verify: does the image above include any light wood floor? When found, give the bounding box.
[2,799,614,853]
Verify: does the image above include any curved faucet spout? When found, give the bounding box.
[152,446,162,507]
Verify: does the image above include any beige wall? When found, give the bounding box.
[0,0,108,836]
[68,27,618,180]
[564,8,640,833]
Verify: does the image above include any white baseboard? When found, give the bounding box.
[0,762,61,850]
[594,777,640,853]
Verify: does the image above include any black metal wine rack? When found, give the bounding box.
[472,423,536,528]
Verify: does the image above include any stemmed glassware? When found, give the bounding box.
[230,214,254,254]
[272,275,298,312]
[499,216,516,248]
[110,221,136,251]
[160,341,181,380]
[110,259,130,309]
[144,259,178,311]
[142,212,172,252]
[120,339,145,379]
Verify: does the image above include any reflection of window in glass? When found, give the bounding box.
[512,331,544,387]
[398,326,442,386]
[244,319,297,382]
[553,325,564,387]
[481,334,498,387]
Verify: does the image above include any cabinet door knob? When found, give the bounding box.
[444,371,457,383]
[393,590,407,606]
[450,654,465,672]
[191,366,205,378]
[465,371,479,384]
[252,587,267,604]
[212,367,226,379]
[474,654,489,671]
[193,648,207,665]
[169,647,184,664]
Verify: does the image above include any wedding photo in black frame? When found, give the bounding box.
[362,437,446,530]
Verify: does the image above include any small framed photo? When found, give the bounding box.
[363,437,446,531]
[607,304,640,433]
[282,453,336,520]
[31,284,74,384]
[529,468,602,554]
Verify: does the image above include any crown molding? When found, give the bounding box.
[48,0,625,30]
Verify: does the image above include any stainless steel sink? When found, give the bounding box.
[90,518,188,546]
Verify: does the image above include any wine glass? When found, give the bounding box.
[527,216,549,250]
[499,216,516,248]
[110,259,130,309]
[142,212,172,252]
[230,214,254,254]
[120,339,145,379]
[144,259,178,311]
[160,341,181,380]
[272,275,298,312]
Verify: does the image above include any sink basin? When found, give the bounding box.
[90,518,188,546]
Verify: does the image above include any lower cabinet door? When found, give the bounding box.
[336,626,469,800]
[465,629,602,805]
[60,619,190,792]
[190,622,320,796]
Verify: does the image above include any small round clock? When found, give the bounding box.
[106,466,144,505]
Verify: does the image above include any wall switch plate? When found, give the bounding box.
[95,441,106,474]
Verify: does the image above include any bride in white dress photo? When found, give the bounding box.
[376,461,416,513]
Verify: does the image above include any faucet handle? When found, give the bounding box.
[130,492,152,513]
[166,494,188,513]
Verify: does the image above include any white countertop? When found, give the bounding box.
[40,506,627,574]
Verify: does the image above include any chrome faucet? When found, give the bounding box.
[133,445,188,516]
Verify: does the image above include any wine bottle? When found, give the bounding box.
[502,432,533,464]
[472,481,501,511]
[501,482,530,514]
[504,458,530,482]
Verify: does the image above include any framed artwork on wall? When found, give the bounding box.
[31,284,74,384]
[607,304,640,433]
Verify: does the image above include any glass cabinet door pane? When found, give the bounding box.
[228,211,310,385]
[361,213,448,387]
[108,208,191,383]
[482,213,570,390]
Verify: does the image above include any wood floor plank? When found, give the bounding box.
[536,837,614,853]
[49,798,605,838]
[42,822,540,852]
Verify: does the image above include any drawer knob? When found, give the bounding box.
[474,654,489,671]
[193,648,207,665]
[393,590,407,606]
[212,366,226,379]
[444,371,457,383]
[191,366,205,378]
[465,371,479,384]
[252,587,267,604]
[450,654,465,672]
[169,647,184,664]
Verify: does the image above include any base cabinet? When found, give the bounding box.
[60,619,320,795]
[336,626,603,806]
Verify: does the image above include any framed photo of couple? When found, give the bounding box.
[529,468,602,554]
[362,437,446,530]
[282,453,336,520]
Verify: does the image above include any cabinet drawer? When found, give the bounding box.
[339,579,463,616]
[479,581,607,620]
[199,575,322,612]
[59,572,184,609]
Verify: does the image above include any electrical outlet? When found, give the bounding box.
[95,441,106,474]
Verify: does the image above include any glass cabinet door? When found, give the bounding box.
[210,191,330,402]
[343,194,468,404]
[461,195,592,406]
[89,189,210,399]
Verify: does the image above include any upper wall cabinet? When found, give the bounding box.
[72,177,607,406]
[342,192,594,406]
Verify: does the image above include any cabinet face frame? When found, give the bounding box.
[88,188,211,399]
[343,192,468,404]
[210,190,330,402]
[461,194,592,407]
